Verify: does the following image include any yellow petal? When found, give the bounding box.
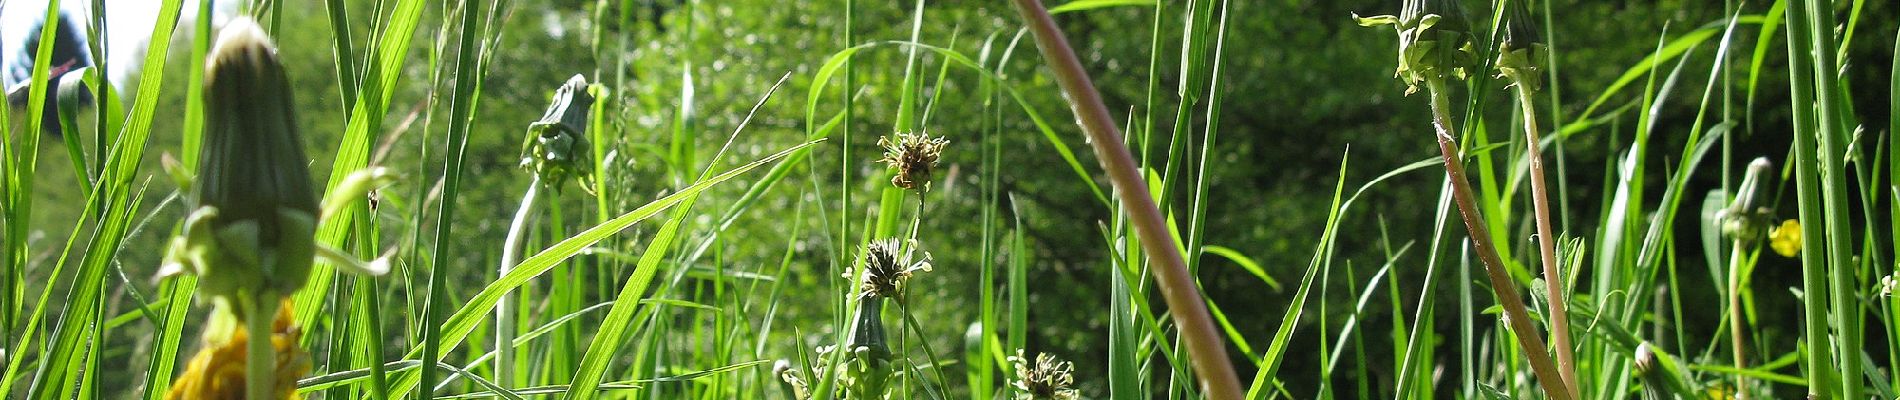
[1769,219,1802,258]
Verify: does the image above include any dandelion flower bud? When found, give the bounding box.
[1718,158,1776,242]
[877,132,948,191]
[187,17,318,300]
[1496,0,1547,91]
[1009,349,1079,400]
[1357,0,1478,92]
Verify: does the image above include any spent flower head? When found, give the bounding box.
[1495,0,1547,91]
[1355,0,1478,93]
[1009,350,1079,400]
[877,131,948,191]
[521,74,596,191]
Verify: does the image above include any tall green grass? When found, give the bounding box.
[0,0,1894,399]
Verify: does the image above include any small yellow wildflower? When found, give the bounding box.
[1769,219,1801,257]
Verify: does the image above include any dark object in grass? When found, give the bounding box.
[4,8,94,137]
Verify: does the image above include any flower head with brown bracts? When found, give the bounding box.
[1010,350,1079,400]
[848,238,933,300]
[876,132,948,191]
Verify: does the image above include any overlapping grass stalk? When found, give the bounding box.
[1007,0,1246,397]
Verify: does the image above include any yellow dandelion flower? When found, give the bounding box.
[165,301,309,400]
[1769,219,1801,257]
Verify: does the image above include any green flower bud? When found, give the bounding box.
[1496,0,1548,91]
[1719,158,1776,242]
[846,298,889,362]
[1356,0,1478,92]
[178,17,317,301]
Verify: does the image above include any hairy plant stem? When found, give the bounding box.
[1006,0,1244,397]
[246,293,276,400]
[1425,78,1570,400]
[1512,83,1577,399]
[497,176,544,388]
[1726,239,1749,398]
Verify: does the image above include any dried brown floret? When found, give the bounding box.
[877,132,948,191]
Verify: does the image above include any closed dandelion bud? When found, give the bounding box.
[522,74,596,190]
[1009,350,1079,400]
[1718,158,1776,242]
[846,298,889,362]
[1358,0,1477,92]
[877,132,948,191]
[187,17,318,301]
[1496,0,1547,91]
[839,298,892,397]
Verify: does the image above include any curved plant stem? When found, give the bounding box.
[1726,239,1750,397]
[1513,83,1577,399]
[496,176,544,389]
[1005,0,1244,397]
[1426,78,1570,400]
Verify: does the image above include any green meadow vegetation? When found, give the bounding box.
[1,0,1897,398]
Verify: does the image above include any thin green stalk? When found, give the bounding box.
[1005,0,1244,397]
[497,177,544,388]
[248,295,277,400]
[1801,0,1862,396]
[1512,81,1575,398]
[1425,77,1570,400]
[419,0,488,396]
[1783,0,1840,397]
[1726,239,1749,396]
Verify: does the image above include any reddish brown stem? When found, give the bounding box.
[1006,0,1246,398]
[1428,78,1571,400]
[1515,85,1578,398]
